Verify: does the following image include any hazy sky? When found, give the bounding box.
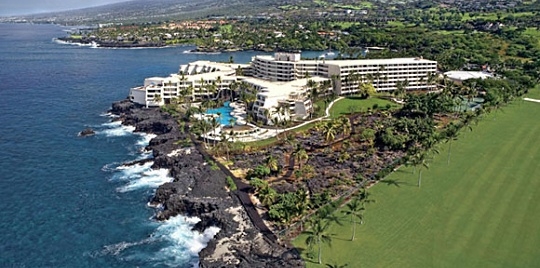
[0,0,131,16]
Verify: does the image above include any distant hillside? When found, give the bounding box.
[3,0,286,24]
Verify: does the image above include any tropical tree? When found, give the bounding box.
[339,116,351,137]
[219,131,231,161]
[259,186,278,207]
[304,219,333,264]
[293,146,309,169]
[394,79,409,100]
[322,121,337,143]
[325,261,349,268]
[444,122,460,165]
[342,198,364,241]
[228,118,236,129]
[152,94,162,106]
[416,152,431,187]
[265,155,280,174]
[358,82,377,99]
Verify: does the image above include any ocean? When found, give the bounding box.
[0,23,326,267]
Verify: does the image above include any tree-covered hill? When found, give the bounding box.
[1,0,287,24]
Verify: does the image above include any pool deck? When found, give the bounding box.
[201,97,344,142]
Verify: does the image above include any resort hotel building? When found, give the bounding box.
[129,52,437,123]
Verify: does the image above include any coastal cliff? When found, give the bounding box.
[109,99,304,267]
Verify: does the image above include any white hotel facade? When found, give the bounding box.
[130,52,437,123]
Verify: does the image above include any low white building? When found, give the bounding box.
[444,71,493,84]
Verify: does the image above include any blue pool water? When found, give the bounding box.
[206,101,235,126]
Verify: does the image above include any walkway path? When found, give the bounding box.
[524,97,540,103]
[190,133,278,242]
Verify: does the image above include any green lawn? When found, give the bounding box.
[329,97,397,118]
[294,88,540,267]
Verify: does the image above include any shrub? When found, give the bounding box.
[226,176,237,191]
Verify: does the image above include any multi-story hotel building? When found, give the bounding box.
[129,53,437,123]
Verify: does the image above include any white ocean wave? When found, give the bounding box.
[99,216,220,267]
[100,112,120,118]
[116,168,172,193]
[182,49,221,55]
[52,38,92,47]
[152,215,221,267]
[136,133,156,147]
[110,161,172,192]
[97,121,136,137]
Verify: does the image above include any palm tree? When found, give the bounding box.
[308,79,319,118]
[325,261,348,268]
[394,80,408,100]
[199,77,206,98]
[295,188,311,215]
[294,147,309,169]
[322,121,337,143]
[219,132,231,161]
[416,152,430,187]
[342,198,364,241]
[152,94,162,106]
[339,116,351,137]
[263,108,271,125]
[427,72,437,91]
[378,65,386,89]
[194,119,208,147]
[215,76,223,99]
[265,155,279,173]
[210,117,220,147]
[271,116,280,137]
[184,85,194,108]
[304,219,333,264]
[229,81,239,102]
[444,122,460,165]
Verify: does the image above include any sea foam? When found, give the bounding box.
[98,121,136,137]
[100,216,220,267]
[152,215,221,266]
[109,161,172,192]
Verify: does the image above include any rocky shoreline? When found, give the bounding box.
[56,37,167,48]
[109,99,303,267]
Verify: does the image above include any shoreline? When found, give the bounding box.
[109,99,304,267]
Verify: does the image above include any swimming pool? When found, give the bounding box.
[206,101,235,126]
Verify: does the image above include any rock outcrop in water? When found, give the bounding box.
[78,128,95,137]
[109,99,304,267]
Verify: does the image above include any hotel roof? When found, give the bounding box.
[324,57,437,66]
[241,76,329,98]
[444,71,493,81]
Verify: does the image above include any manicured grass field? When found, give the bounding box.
[294,89,540,267]
[329,97,397,118]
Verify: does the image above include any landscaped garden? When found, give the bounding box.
[293,87,540,267]
[328,96,399,118]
